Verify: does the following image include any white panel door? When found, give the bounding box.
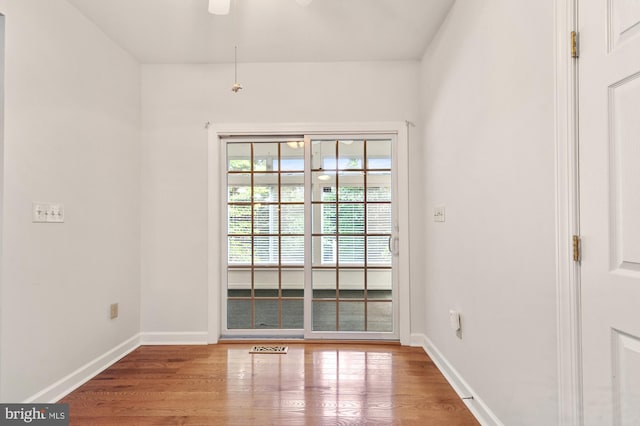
[580,0,640,424]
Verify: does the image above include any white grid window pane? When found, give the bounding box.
[338,236,365,264]
[227,143,251,171]
[228,174,251,202]
[281,236,304,265]
[281,175,304,202]
[228,205,251,235]
[253,204,277,235]
[253,236,278,265]
[281,204,304,234]
[317,236,336,265]
[366,204,392,234]
[367,181,391,201]
[228,236,251,264]
[338,203,365,234]
[367,236,392,266]
[319,204,336,234]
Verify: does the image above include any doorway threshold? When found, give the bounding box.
[219,337,401,345]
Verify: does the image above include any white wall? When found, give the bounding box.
[0,13,5,398]
[140,62,420,334]
[418,1,558,424]
[0,0,141,401]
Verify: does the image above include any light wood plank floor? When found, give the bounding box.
[60,343,478,425]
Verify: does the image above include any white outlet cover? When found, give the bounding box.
[434,206,446,222]
[449,310,461,331]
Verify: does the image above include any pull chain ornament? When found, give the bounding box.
[231,45,242,93]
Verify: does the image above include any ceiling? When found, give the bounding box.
[67,0,455,64]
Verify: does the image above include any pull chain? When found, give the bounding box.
[232,45,242,92]
[231,0,243,92]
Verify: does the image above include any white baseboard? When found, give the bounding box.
[140,331,208,345]
[410,333,503,426]
[24,331,210,403]
[24,333,142,404]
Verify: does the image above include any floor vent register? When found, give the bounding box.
[249,345,288,354]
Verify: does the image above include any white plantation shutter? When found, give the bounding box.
[281,235,304,264]
[253,201,277,264]
[366,203,392,233]
[337,202,364,264]
[338,236,365,264]
[231,184,391,266]
[280,200,305,265]
[229,185,305,265]
[366,202,392,265]
[319,186,391,265]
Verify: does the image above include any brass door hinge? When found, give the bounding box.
[571,31,579,58]
[573,235,581,262]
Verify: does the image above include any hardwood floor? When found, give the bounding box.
[60,343,478,425]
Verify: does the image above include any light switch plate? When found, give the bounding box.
[48,204,64,222]
[32,203,47,222]
[434,206,445,222]
[33,202,65,223]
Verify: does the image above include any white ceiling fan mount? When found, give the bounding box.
[208,0,230,15]
[208,0,312,15]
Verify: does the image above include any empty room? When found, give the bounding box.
[0,0,638,425]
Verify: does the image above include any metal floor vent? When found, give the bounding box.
[249,345,288,354]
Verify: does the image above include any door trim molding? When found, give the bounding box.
[207,128,222,343]
[554,0,583,424]
[207,122,411,345]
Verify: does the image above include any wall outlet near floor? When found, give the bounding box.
[449,310,461,331]
[110,303,119,320]
[449,310,463,339]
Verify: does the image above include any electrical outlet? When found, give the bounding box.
[449,309,462,339]
[449,310,461,331]
[110,303,119,320]
[434,206,445,222]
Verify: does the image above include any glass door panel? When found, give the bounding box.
[309,138,394,334]
[226,139,305,331]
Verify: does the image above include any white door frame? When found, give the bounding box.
[555,0,583,424]
[207,122,411,345]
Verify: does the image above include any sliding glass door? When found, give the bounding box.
[308,137,394,334]
[223,135,397,339]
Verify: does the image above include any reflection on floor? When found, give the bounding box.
[61,343,480,425]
